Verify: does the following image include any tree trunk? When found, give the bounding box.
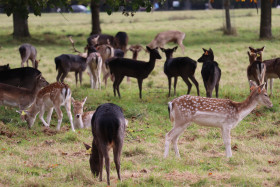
[260,0,272,39]
[13,11,30,38]
[90,0,101,35]
[224,0,231,33]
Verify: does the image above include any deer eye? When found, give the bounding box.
[264,94,268,97]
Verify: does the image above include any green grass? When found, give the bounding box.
[1,9,280,186]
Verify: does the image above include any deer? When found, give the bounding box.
[107,46,162,99]
[71,97,95,129]
[0,67,42,90]
[19,43,40,69]
[0,74,48,110]
[198,48,221,98]
[164,78,272,158]
[247,51,266,86]
[0,64,10,71]
[160,46,200,97]
[86,52,103,89]
[18,82,75,131]
[248,46,280,96]
[147,30,185,54]
[84,103,127,186]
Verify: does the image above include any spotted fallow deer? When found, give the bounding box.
[164,80,272,158]
[19,82,75,131]
[71,97,95,129]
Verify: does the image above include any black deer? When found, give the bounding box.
[84,103,127,186]
[198,48,221,98]
[107,46,161,99]
[0,64,10,71]
[161,46,200,97]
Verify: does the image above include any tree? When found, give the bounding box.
[224,0,232,34]
[1,0,71,38]
[260,0,272,39]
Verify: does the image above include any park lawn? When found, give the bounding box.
[0,9,280,186]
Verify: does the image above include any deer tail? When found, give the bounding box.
[54,57,60,71]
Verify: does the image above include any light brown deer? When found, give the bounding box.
[72,97,95,129]
[19,82,75,131]
[249,46,280,96]
[86,52,103,89]
[164,80,272,158]
[147,30,185,54]
[0,75,48,110]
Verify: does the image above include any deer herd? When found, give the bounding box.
[0,29,278,185]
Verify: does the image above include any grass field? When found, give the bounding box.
[0,9,280,186]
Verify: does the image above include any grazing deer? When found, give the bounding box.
[19,43,39,69]
[19,82,75,131]
[71,97,95,129]
[84,103,127,186]
[164,80,272,158]
[0,67,42,90]
[0,74,48,110]
[161,46,200,97]
[247,52,266,86]
[148,30,185,54]
[249,46,280,96]
[198,48,221,98]
[107,46,162,99]
[0,64,10,71]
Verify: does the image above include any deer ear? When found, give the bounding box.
[202,48,207,52]
[82,97,87,105]
[160,48,165,52]
[249,47,255,52]
[247,51,250,57]
[260,46,265,51]
[173,46,178,51]
[83,142,91,150]
[146,46,151,51]
[209,48,213,53]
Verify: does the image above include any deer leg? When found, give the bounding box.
[113,76,119,97]
[270,78,273,96]
[79,71,83,86]
[56,69,62,82]
[215,83,219,98]
[46,108,54,125]
[75,72,78,86]
[99,144,110,185]
[137,79,143,99]
[182,76,192,95]
[126,76,130,83]
[98,146,104,182]
[54,106,63,131]
[39,106,49,127]
[116,76,125,98]
[189,75,200,96]
[222,127,232,158]
[168,77,172,97]
[65,99,75,131]
[60,71,68,83]
[172,123,190,158]
[174,76,178,96]
[113,141,123,181]
[178,40,185,54]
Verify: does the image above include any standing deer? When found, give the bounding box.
[147,30,185,54]
[198,48,221,98]
[85,103,127,186]
[72,97,95,129]
[87,52,103,89]
[19,43,39,69]
[247,51,266,86]
[19,82,75,131]
[161,46,200,97]
[249,46,280,96]
[107,46,161,99]
[0,75,48,110]
[164,80,272,158]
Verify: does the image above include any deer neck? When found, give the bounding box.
[235,92,258,120]
[146,53,157,71]
[132,52,138,60]
[27,101,40,118]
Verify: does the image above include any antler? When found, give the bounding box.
[69,36,81,54]
[260,64,266,85]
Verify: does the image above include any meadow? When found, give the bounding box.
[0,8,280,186]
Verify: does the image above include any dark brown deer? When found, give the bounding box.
[84,103,127,186]
[249,46,280,96]
[19,43,39,69]
[164,80,272,158]
[161,46,200,97]
[198,48,221,98]
[247,52,266,86]
[107,46,162,99]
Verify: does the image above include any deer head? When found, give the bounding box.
[198,48,214,62]
[249,80,272,108]
[248,46,264,61]
[160,46,178,59]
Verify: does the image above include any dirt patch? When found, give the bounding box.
[164,170,200,183]
[0,121,16,138]
[42,127,58,136]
